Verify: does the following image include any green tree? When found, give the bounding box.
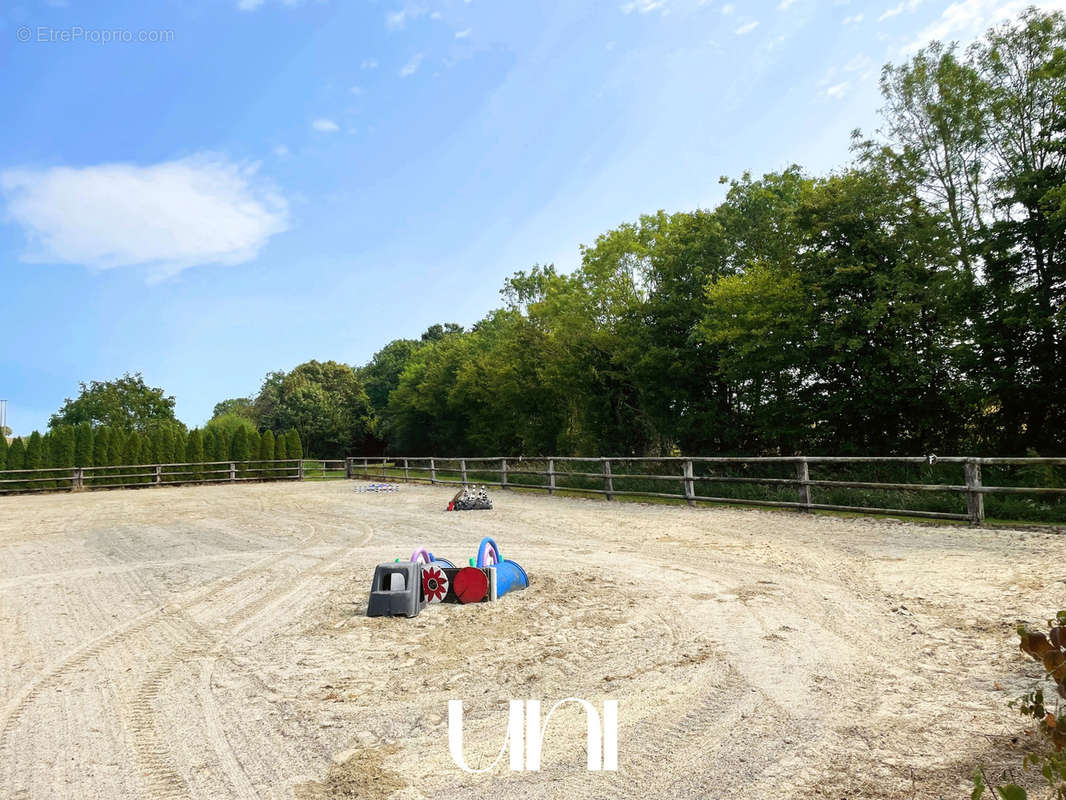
[246,429,261,477]
[211,397,256,420]
[284,430,302,470]
[254,361,374,458]
[25,431,44,490]
[6,438,25,491]
[258,429,275,478]
[49,373,178,432]
[74,422,94,468]
[121,432,142,485]
[49,425,76,489]
[274,433,287,475]
[230,426,250,475]
[0,435,7,471]
[92,427,111,485]
[185,429,204,481]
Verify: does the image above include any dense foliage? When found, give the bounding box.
[359,9,1065,458]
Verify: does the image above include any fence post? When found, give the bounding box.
[603,458,614,501]
[403,458,410,483]
[345,458,353,479]
[501,458,508,489]
[155,465,162,486]
[796,457,812,511]
[964,458,985,525]
[382,458,387,481]
[297,460,304,481]
[362,457,368,479]
[683,460,695,506]
[460,459,468,485]
[430,458,437,485]
[229,462,236,482]
[547,459,555,495]
[74,467,82,490]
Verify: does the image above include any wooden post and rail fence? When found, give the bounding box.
[2,454,1065,526]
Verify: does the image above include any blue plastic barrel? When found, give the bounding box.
[475,537,528,598]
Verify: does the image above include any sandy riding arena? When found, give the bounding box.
[0,482,1062,799]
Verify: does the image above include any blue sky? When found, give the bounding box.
[1,0,1062,434]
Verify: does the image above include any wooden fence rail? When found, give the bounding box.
[0,459,309,494]
[347,455,1066,524]
[4,453,1064,525]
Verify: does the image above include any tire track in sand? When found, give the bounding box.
[125,519,375,800]
[0,518,323,796]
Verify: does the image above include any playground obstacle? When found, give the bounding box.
[448,485,493,511]
[354,482,400,493]
[366,537,528,617]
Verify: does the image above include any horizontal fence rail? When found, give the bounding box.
[0,458,350,494]
[347,455,1066,524]
[4,453,1065,525]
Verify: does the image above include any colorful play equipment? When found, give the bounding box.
[474,537,529,599]
[447,485,493,511]
[366,539,528,617]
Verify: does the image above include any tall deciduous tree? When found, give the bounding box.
[49,373,178,432]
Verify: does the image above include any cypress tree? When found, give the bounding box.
[245,430,260,477]
[147,428,162,465]
[230,427,250,477]
[285,429,302,466]
[7,438,25,491]
[92,428,110,486]
[121,431,141,485]
[93,427,111,486]
[25,431,44,491]
[274,434,287,477]
[41,432,57,489]
[171,427,187,481]
[259,430,275,479]
[186,429,204,482]
[160,427,174,465]
[51,425,76,489]
[0,434,7,471]
[108,428,126,486]
[74,423,94,468]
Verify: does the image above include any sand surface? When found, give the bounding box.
[0,480,1062,799]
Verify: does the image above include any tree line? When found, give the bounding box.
[8,9,1065,463]
[366,9,1065,458]
[0,404,303,488]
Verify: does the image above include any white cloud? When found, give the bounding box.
[361,58,378,70]
[386,6,427,30]
[311,118,340,132]
[843,13,864,23]
[272,144,290,157]
[903,0,1066,52]
[621,0,666,12]
[878,3,904,20]
[825,81,849,98]
[721,3,735,13]
[350,85,364,95]
[735,20,759,33]
[400,53,424,77]
[454,28,471,38]
[778,0,797,8]
[0,156,288,278]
